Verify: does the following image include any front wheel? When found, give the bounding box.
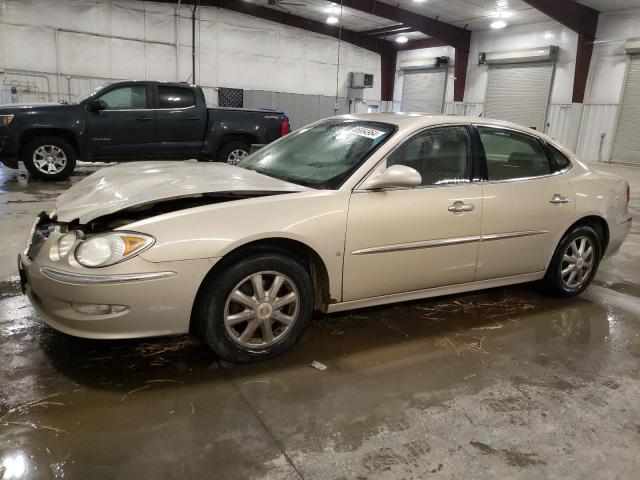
[22,136,77,180]
[540,225,602,298]
[217,140,250,165]
[195,253,314,362]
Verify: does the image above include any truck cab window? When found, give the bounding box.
[97,86,147,110]
[158,86,196,109]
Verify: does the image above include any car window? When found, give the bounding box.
[158,86,196,109]
[548,144,571,171]
[478,127,551,181]
[387,126,471,185]
[97,85,147,110]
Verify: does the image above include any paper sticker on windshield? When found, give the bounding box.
[350,126,386,139]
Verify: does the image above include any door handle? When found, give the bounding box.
[549,194,570,204]
[448,202,475,213]
[136,115,152,121]
[186,115,201,120]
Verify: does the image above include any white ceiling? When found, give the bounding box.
[252,0,640,37]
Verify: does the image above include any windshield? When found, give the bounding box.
[238,120,396,189]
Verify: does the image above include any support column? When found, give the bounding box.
[454,48,469,102]
[573,32,594,103]
[380,49,397,102]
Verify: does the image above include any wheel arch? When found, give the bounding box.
[20,128,80,155]
[562,215,610,256]
[190,237,331,332]
[215,133,259,156]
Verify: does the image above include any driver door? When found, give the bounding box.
[342,125,482,302]
[86,84,156,158]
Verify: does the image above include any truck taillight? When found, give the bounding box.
[281,119,289,137]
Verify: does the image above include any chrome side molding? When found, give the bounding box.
[352,230,549,255]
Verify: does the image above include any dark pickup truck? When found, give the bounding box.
[0,81,290,180]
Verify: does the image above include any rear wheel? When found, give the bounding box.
[540,225,601,297]
[22,136,76,180]
[195,253,313,362]
[217,140,250,165]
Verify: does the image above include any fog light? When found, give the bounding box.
[71,303,128,315]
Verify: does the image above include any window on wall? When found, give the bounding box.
[97,85,147,110]
[478,127,551,181]
[157,86,196,109]
[387,126,471,186]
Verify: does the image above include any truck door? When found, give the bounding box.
[154,85,207,157]
[86,84,156,158]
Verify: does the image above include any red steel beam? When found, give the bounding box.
[396,37,447,51]
[522,0,599,103]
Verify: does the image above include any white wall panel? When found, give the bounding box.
[110,39,146,80]
[576,104,619,163]
[0,0,379,102]
[144,43,177,82]
[58,31,111,78]
[2,24,56,73]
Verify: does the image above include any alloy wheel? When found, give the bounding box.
[32,145,67,175]
[561,236,595,290]
[227,149,248,166]
[224,271,300,349]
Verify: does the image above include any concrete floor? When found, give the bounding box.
[0,162,639,480]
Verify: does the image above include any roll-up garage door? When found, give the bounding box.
[484,62,554,131]
[612,54,640,165]
[401,69,446,113]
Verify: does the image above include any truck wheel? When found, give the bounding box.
[22,136,77,181]
[217,140,250,166]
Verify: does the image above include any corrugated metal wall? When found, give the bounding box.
[546,104,572,146]
[576,104,619,163]
[243,90,351,130]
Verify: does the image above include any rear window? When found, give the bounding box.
[548,145,572,171]
[157,86,196,109]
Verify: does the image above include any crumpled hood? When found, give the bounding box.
[55,161,310,223]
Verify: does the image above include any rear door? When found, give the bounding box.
[86,83,155,157]
[475,125,575,281]
[154,85,207,157]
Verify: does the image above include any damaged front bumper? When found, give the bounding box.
[19,214,216,339]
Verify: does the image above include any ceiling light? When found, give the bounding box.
[491,20,507,29]
[326,16,339,25]
[396,35,409,43]
[412,0,428,3]
[544,31,554,39]
[325,6,340,14]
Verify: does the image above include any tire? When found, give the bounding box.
[539,225,602,298]
[195,252,314,362]
[217,140,250,165]
[22,136,77,180]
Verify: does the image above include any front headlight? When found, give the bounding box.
[75,232,154,268]
[0,114,15,126]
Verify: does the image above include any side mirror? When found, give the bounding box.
[87,99,107,112]
[361,164,422,190]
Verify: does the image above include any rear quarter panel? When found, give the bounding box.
[205,108,285,154]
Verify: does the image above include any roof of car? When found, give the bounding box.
[330,113,541,136]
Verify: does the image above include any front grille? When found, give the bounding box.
[27,215,56,260]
